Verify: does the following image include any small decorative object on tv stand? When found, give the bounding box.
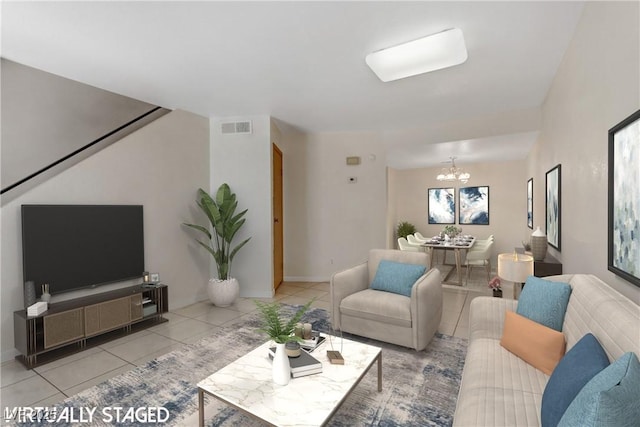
[40,284,51,303]
[23,281,36,308]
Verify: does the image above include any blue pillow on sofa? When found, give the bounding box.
[558,352,640,427]
[370,260,426,297]
[541,333,610,427]
[517,276,571,331]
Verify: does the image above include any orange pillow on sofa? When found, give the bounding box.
[500,310,566,375]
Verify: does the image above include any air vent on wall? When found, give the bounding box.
[220,120,252,134]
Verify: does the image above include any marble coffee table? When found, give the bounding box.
[197,335,382,426]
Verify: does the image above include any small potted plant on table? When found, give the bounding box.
[254,300,313,385]
[489,276,502,298]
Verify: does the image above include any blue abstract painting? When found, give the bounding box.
[546,165,561,250]
[428,188,455,224]
[609,110,640,287]
[459,186,489,225]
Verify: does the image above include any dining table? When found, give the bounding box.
[421,236,476,286]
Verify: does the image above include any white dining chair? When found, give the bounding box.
[397,237,420,252]
[407,234,425,247]
[414,232,429,242]
[465,241,494,284]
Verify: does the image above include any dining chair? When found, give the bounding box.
[397,237,421,252]
[414,232,430,242]
[465,241,494,284]
[467,235,494,253]
[407,234,425,247]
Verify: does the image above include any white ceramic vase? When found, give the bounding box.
[207,278,239,307]
[272,342,291,385]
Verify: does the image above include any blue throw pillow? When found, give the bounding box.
[558,352,640,427]
[370,260,426,297]
[517,276,571,331]
[541,333,610,427]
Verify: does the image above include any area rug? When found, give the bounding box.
[16,305,467,427]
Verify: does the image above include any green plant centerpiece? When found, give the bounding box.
[442,225,462,238]
[183,184,251,307]
[254,299,314,385]
[397,221,417,239]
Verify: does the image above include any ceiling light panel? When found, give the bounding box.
[366,28,468,82]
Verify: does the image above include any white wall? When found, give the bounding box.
[391,160,527,269]
[1,110,211,362]
[279,131,387,280]
[528,1,639,302]
[210,116,273,298]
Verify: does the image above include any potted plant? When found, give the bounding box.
[254,299,314,385]
[397,221,417,239]
[489,276,502,298]
[183,184,251,307]
[442,225,462,239]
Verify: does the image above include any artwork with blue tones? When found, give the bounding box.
[459,186,489,225]
[546,165,561,250]
[608,109,640,287]
[428,188,455,224]
[527,178,533,229]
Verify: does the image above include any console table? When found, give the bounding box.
[14,284,168,368]
[516,248,563,277]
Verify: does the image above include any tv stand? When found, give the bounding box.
[14,284,168,368]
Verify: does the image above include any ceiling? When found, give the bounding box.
[1,1,585,169]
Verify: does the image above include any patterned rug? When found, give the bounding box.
[16,305,467,427]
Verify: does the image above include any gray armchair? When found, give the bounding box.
[330,249,442,351]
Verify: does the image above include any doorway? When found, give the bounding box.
[272,143,284,290]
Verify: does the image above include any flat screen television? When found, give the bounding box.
[21,204,145,296]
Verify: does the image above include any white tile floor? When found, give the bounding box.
[1,268,504,410]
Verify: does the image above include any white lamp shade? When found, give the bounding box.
[498,253,534,283]
[365,28,468,82]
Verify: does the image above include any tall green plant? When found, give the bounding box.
[183,184,251,280]
[397,221,417,239]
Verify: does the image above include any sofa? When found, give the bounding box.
[453,274,640,426]
[330,249,442,351]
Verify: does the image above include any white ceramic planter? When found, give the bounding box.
[207,277,239,307]
[272,342,291,385]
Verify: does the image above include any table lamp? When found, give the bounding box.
[498,252,534,299]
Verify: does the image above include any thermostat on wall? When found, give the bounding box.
[346,156,361,165]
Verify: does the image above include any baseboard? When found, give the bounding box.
[284,276,330,283]
[1,348,19,364]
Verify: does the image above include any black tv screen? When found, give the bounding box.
[21,205,145,296]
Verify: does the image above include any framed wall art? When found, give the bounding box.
[608,109,640,287]
[428,188,455,224]
[545,164,561,250]
[459,186,489,225]
[527,178,533,229]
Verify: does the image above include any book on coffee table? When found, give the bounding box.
[300,334,325,351]
[268,347,322,377]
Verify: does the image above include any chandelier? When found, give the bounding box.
[436,157,470,184]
